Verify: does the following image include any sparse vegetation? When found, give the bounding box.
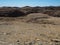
[0,6,60,17]
[0,6,60,45]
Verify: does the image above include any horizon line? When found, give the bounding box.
[0,5,60,7]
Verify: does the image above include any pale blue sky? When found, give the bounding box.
[0,0,60,7]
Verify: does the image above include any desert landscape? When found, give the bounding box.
[0,6,60,45]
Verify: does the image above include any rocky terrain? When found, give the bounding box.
[0,6,60,45]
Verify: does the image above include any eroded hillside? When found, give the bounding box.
[0,6,60,45]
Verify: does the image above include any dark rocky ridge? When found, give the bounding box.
[0,6,60,17]
[0,7,25,17]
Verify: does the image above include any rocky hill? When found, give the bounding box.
[0,6,60,17]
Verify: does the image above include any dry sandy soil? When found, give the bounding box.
[0,13,60,45]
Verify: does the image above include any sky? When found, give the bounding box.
[0,0,60,7]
